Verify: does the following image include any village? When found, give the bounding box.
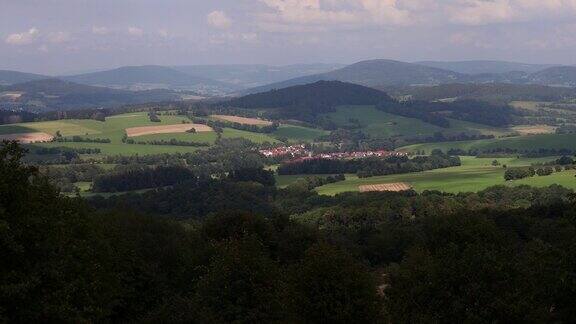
[258,144,407,162]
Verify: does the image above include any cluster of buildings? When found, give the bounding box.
[259,145,311,158]
[259,145,406,161]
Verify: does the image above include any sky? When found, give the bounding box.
[1,0,576,75]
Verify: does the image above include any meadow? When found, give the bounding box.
[311,156,576,195]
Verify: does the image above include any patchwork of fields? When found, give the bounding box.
[0,112,327,156]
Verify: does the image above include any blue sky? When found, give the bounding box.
[2,0,576,74]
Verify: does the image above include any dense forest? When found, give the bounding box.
[227,80,393,110]
[2,141,576,322]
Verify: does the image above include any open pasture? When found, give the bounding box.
[210,114,273,126]
[401,133,576,154]
[323,105,512,139]
[315,156,576,195]
[273,124,329,142]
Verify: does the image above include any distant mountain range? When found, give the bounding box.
[172,64,344,89]
[246,59,576,94]
[2,60,576,110]
[415,60,556,74]
[1,79,180,111]
[0,70,49,85]
[62,65,238,94]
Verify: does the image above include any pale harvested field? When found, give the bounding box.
[126,124,213,137]
[512,125,556,135]
[359,182,413,193]
[0,132,54,143]
[211,115,273,126]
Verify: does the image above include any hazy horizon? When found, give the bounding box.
[3,0,576,74]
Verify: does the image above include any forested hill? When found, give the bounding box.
[227,80,394,109]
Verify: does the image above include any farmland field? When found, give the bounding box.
[210,114,273,126]
[126,123,212,137]
[273,125,329,142]
[401,133,576,154]
[0,112,285,156]
[314,156,576,195]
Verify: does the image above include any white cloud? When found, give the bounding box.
[207,10,232,29]
[445,0,576,25]
[47,31,71,43]
[255,0,576,31]
[209,32,259,45]
[5,28,40,45]
[128,26,144,37]
[92,26,110,35]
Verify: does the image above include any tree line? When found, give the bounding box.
[277,153,461,178]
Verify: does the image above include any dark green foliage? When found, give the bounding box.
[289,243,383,323]
[3,141,576,323]
[278,154,461,178]
[54,136,111,143]
[130,138,210,147]
[92,165,196,192]
[229,80,393,110]
[505,167,535,180]
[190,116,280,134]
[227,167,276,186]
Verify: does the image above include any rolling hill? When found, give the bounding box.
[0,70,49,85]
[228,80,393,110]
[247,60,576,94]
[416,60,554,74]
[382,83,576,103]
[172,63,343,88]
[64,65,237,93]
[4,79,180,110]
[529,66,576,87]
[246,60,463,93]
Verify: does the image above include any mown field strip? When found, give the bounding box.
[0,132,54,143]
[126,124,213,137]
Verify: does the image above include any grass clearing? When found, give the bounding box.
[323,105,511,138]
[273,125,329,142]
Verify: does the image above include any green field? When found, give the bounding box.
[323,106,511,138]
[314,156,576,195]
[273,125,329,142]
[401,133,576,154]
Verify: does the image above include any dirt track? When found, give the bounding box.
[126,124,213,137]
[0,132,54,143]
[211,115,273,126]
[359,182,413,193]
